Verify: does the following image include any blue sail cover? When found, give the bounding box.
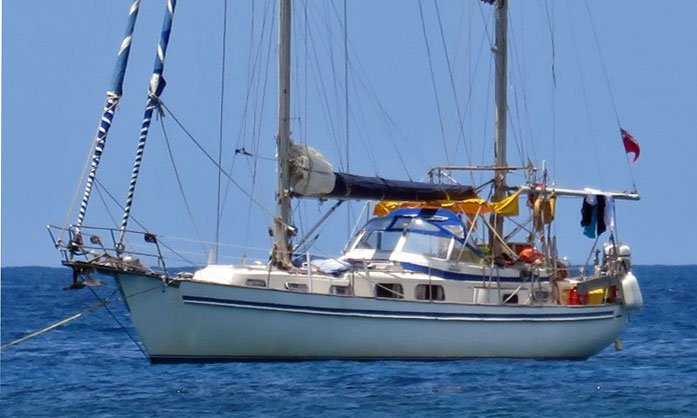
[318,172,476,202]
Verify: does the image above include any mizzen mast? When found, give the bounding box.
[491,0,508,257]
[271,0,293,268]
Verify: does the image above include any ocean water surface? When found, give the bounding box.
[1,265,696,417]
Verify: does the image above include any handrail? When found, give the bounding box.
[47,224,169,276]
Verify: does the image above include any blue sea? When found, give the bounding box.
[1,266,696,417]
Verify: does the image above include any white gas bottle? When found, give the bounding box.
[621,272,643,310]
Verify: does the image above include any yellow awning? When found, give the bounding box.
[374,189,522,217]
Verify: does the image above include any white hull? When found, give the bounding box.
[117,272,627,362]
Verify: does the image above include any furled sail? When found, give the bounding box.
[326,173,476,201]
[288,142,476,202]
[288,142,336,196]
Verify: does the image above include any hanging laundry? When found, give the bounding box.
[581,195,597,238]
[604,196,615,232]
[596,195,607,236]
[580,194,610,238]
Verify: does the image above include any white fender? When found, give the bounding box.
[621,272,643,310]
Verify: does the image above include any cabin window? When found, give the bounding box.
[365,216,394,230]
[402,233,451,259]
[407,218,440,233]
[285,282,309,292]
[245,279,266,287]
[532,290,549,301]
[442,224,465,239]
[356,230,402,252]
[415,284,445,301]
[375,283,404,299]
[503,293,519,304]
[330,285,351,296]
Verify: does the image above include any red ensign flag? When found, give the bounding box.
[621,128,640,163]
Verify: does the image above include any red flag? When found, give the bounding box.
[621,128,640,163]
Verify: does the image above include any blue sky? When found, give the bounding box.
[2,0,697,267]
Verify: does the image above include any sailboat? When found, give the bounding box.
[49,0,643,362]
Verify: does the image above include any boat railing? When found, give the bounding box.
[47,224,169,277]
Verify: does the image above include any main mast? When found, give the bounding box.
[491,0,508,257]
[271,0,293,268]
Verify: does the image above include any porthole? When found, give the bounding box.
[415,284,445,301]
[245,279,266,287]
[285,282,309,292]
[375,283,404,299]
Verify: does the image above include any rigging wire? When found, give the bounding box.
[93,177,200,267]
[318,2,381,174]
[323,2,426,178]
[158,101,283,227]
[583,0,637,190]
[452,3,489,174]
[93,179,138,261]
[476,0,494,46]
[507,12,538,166]
[344,0,351,238]
[345,74,381,173]
[302,11,345,169]
[299,0,310,243]
[159,116,209,256]
[566,2,605,188]
[417,0,451,165]
[241,0,276,254]
[433,0,476,184]
[60,126,103,242]
[325,3,344,171]
[474,2,499,189]
[87,286,148,359]
[220,0,274,218]
[583,2,620,126]
[506,13,532,167]
[479,54,494,187]
[505,39,529,168]
[542,0,557,180]
[94,180,121,228]
[215,0,230,264]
